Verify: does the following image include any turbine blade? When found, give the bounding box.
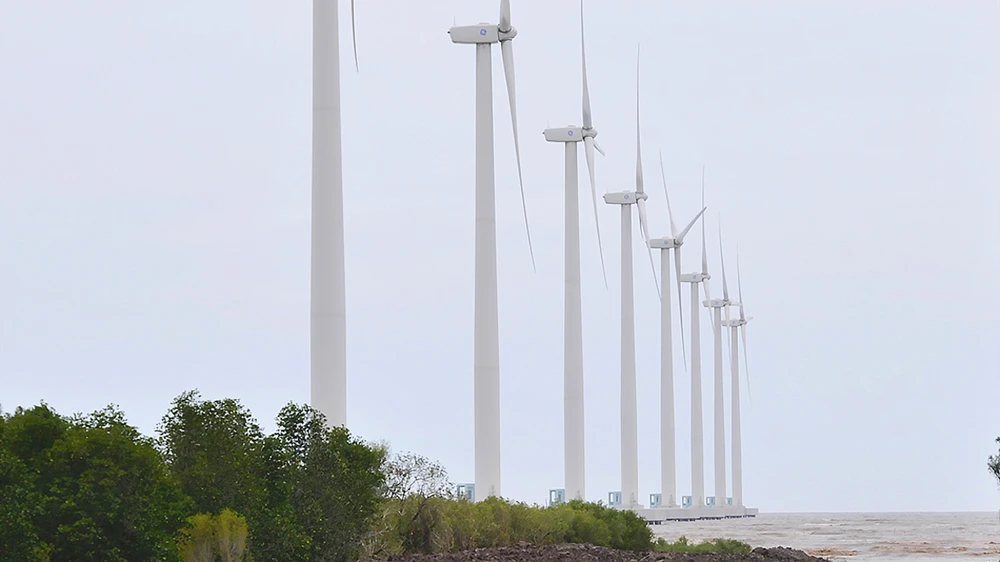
[584,136,608,289]
[700,165,708,276]
[658,150,679,237]
[351,0,359,72]
[634,45,644,195]
[500,40,535,273]
[719,217,730,304]
[736,246,746,322]
[637,199,660,299]
[580,0,592,130]
[594,141,606,157]
[673,247,688,373]
[633,42,655,298]
[500,0,511,32]
[678,207,706,243]
[741,325,752,408]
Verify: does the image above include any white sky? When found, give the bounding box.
[1,0,998,513]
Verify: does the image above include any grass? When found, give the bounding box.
[653,536,753,554]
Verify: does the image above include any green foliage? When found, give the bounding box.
[178,509,249,562]
[1,404,190,562]
[2,403,69,477]
[0,446,41,560]
[8,396,758,562]
[365,456,655,560]
[157,393,386,562]
[990,437,1000,487]
[654,536,752,554]
[157,391,293,560]
[157,391,267,519]
[180,513,216,562]
[553,499,652,551]
[273,403,387,562]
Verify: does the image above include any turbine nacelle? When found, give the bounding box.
[543,126,586,143]
[603,191,646,206]
[448,24,505,44]
[649,237,681,249]
[679,272,710,283]
[703,298,730,309]
[722,315,746,328]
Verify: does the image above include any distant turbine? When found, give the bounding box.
[542,0,607,502]
[679,168,710,508]
[602,47,656,509]
[649,154,705,508]
[448,0,534,500]
[723,248,754,507]
[311,0,360,428]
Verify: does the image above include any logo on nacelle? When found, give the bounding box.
[567,130,574,136]
[480,28,487,35]
[624,194,630,199]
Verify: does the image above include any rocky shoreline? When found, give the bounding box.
[380,543,830,562]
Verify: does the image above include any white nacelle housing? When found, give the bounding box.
[704,298,728,308]
[603,191,645,205]
[679,272,710,283]
[649,237,679,249]
[543,126,584,143]
[449,24,500,44]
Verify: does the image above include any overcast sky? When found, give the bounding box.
[1,0,998,513]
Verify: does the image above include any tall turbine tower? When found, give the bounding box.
[648,153,705,508]
[722,250,753,507]
[449,0,534,500]
[678,169,711,508]
[602,49,657,509]
[704,221,732,507]
[542,0,607,502]
[312,0,358,428]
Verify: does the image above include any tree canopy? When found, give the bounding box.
[2,392,674,562]
[1,404,190,561]
[1,394,387,562]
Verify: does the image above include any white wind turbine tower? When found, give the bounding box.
[679,170,711,508]
[542,0,608,502]
[448,0,534,500]
[312,0,359,428]
[705,221,732,508]
[648,154,705,508]
[602,49,658,509]
[722,249,753,508]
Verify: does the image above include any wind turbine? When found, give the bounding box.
[311,0,359,428]
[704,221,732,508]
[602,48,657,509]
[678,168,710,508]
[648,154,706,508]
[542,0,607,502]
[722,249,753,508]
[448,0,534,500]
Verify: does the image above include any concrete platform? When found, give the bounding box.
[631,505,759,523]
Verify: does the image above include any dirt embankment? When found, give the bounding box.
[380,543,830,562]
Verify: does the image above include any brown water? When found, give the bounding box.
[650,512,1000,560]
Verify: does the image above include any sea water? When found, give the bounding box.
[650,512,1000,560]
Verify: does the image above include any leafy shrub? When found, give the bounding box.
[654,536,752,554]
[366,482,654,558]
[178,509,250,562]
